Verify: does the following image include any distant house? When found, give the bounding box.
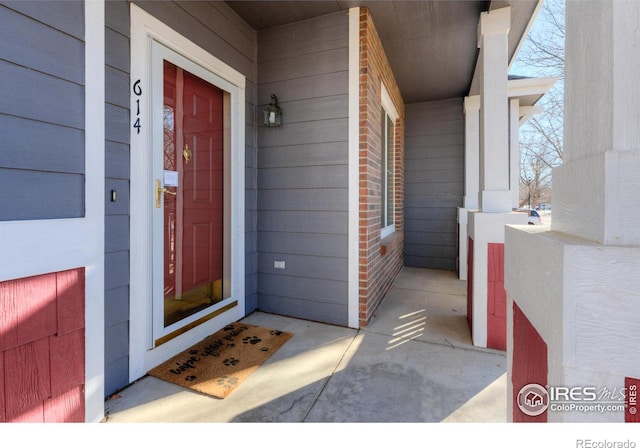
[1,0,637,424]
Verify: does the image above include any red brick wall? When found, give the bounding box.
[487,243,506,350]
[0,269,85,422]
[358,8,405,327]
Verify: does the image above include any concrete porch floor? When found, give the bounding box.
[103,267,507,423]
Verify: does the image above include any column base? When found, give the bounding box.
[467,211,528,349]
[505,226,640,422]
[457,207,476,280]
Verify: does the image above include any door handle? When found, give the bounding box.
[183,144,192,164]
[155,179,176,208]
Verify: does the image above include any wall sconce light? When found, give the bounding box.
[263,94,282,127]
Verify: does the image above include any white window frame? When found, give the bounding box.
[380,83,398,240]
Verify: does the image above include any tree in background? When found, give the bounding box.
[513,0,565,209]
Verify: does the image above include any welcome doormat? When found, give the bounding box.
[148,322,293,399]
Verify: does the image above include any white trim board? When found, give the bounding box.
[83,0,106,423]
[129,4,246,381]
[347,7,360,328]
[380,83,398,240]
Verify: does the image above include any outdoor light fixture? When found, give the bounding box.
[263,94,282,127]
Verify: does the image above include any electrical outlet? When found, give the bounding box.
[274,260,285,269]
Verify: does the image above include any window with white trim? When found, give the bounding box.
[380,84,398,239]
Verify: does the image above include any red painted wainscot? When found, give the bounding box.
[487,243,506,350]
[512,302,548,422]
[0,268,85,422]
[466,237,473,333]
[625,377,640,423]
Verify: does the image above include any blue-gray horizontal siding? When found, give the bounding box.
[0,2,84,221]
[104,0,130,397]
[404,99,464,270]
[102,0,259,396]
[256,11,349,326]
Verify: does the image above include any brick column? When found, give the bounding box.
[356,8,405,327]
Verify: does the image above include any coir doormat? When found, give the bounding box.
[148,322,292,399]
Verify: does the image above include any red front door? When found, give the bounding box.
[162,60,225,328]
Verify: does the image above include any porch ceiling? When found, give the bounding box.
[225,0,541,104]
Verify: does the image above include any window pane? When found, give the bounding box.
[380,107,387,228]
[386,115,394,227]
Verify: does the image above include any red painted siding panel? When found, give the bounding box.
[44,386,84,423]
[16,273,58,347]
[4,338,51,421]
[487,243,499,282]
[487,315,506,350]
[494,285,507,318]
[0,268,85,423]
[487,281,496,315]
[496,243,504,281]
[50,330,84,397]
[0,281,18,351]
[0,351,4,422]
[8,402,44,423]
[56,269,85,334]
[512,301,548,422]
[487,243,506,351]
[0,273,57,351]
[625,377,640,423]
[467,237,473,332]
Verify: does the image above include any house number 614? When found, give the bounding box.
[132,79,142,134]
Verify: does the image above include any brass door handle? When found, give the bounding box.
[183,144,192,164]
[155,179,176,208]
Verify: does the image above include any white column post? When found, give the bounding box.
[505,0,640,422]
[467,7,527,349]
[478,6,511,213]
[554,1,640,246]
[464,95,480,210]
[509,98,520,209]
[458,95,480,280]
